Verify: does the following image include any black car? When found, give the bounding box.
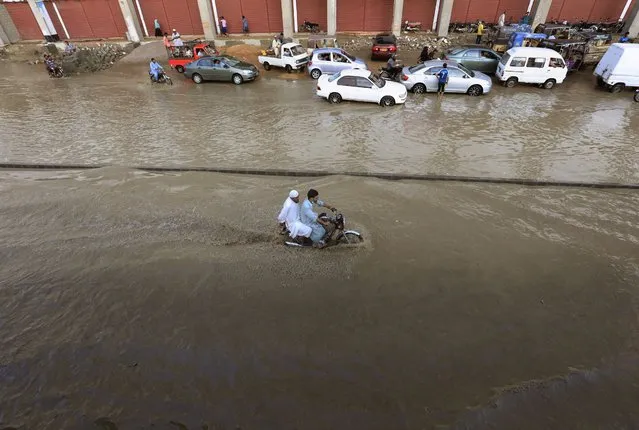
[371,33,397,60]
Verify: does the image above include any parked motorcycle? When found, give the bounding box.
[47,65,64,78]
[379,65,403,82]
[402,20,422,32]
[149,70,173,85]
[299,20,320,33]
[634,89,639,103]
[283,211,363,248]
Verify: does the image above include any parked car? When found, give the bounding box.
[594,43,639,93]
[444,46,502,73]
[258,42,309,72]
[308,48,367,79]
[401,60,492,96]
[496,47,568,89]
[371,33,397,60]
[184,55,259,84]
[316,69,407,106]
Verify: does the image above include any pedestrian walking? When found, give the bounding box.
[154,18,162,37]
[162,32,171,54]
[498,11,506,28]
[242,15,249,34]
[519,12,530,25]
[220,16,228,36]
[436,63,449,99]
[476,20,484,44]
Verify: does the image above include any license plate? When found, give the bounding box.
[380,48,388,52]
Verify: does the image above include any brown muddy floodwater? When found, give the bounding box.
[0,57,639,430]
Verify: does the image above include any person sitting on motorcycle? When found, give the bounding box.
[277,190,313,244]
[419,46,430,62]
[44,54,58,74]
[384,54,402,79]
[300,188,335,248]
[149,58,163,81]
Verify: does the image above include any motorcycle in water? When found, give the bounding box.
[149,70,173,85]
[402,20,422,32]
[379,65,403,82]
[634,89,639,103]
[283,211,363,248]
[46,64,64,78]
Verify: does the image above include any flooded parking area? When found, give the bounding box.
[0,56,638,430]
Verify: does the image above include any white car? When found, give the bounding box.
[401,60,493,96]
[316,69,407,106]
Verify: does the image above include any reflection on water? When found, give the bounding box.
[0,61,637,183]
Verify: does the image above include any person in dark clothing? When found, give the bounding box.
[419,46,430,62]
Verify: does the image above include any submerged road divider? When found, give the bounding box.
[0,163,638,190]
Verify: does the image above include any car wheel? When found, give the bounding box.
[380,96,395,107]
[610,83,625,93]
[263,62,271,71]
[543,78,556,89]
[413,83,426,94]
[285,64,293,73]
[467,84,483,96]
[505,77,518,88]
[634,92,639,103]
[328,92,342,104]
[192,73,203,84]
[232,73,243,85]
[310,68,322,79]
[175,65,185,73]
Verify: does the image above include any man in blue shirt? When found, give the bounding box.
[436,63,449,99]
[149,58,163,81]
[300,189,335,248]
[620,32,631,43]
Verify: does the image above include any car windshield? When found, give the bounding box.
[408,64,425,73]
[220,55,240,66]
[290,45,306,55]
[369,72,385,88]
[500,53,511,65]
[340,50,356,61]
[328,70,342,82]
[375,36,395,44]
[457,63,475,77]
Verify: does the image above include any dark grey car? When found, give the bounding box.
[184,55,259,85]
[444,47,502,74]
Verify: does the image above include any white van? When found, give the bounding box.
[594,43,639,93]
[496,47,568,89]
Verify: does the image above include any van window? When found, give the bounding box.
[509,57,526,67]
[526,57,546,68]
[500,53,511,65]
[549,57,565,68]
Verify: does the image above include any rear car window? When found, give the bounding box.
[375,36,396,44]
[449,48,464,55]
[328,70,342,82]
[408,64,426,73]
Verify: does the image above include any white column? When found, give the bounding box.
[327,0,336,34]
[530,0,552,29]
[117,0,143,42]
[0,4,19,44]
[437,0,453,37]
[391,0,404,36]
[624,0,639,37]
[0,24,9,46]
[196,0,216,40]
[281,0,294,38]
[25,0,50,40]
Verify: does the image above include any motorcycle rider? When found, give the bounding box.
[44,54,60,76]
[149,58,164,82]
[384,54,401,80]
[300,189,335,248]
[277,190,312,244]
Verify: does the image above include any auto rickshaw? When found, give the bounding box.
[534,23,572,39]
[306,34,339,55]
[488,24,532,53]
[538,39,588,71]
[167,39,218,73]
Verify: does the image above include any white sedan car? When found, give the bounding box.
[401,60,493,96]
[316,69,407,106]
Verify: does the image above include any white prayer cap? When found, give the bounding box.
[289,190,299,198]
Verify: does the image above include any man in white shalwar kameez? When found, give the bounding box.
[277,190,312,242]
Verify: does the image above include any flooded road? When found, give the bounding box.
[0,57,637,183]
[1,57,639,430]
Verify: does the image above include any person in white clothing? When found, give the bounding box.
[171,29,183,47]
[277,190,312,243]
[498,11,506,28]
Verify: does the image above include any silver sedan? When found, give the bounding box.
[401,60,493,96]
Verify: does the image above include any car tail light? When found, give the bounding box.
[401,74,408,81]
[374,47,379,51]
[390,46,396,51]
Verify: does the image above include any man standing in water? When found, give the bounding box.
[277,190,312,244]
[436,63,449,99]
[300,189,335,248]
